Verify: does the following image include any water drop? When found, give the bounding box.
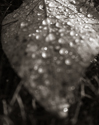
[32,54,36,58]
[20,22,28,28]
[34,65,38,70]
[55,46,60,50]
[56,22,62,28]
[37,13,41,16]
[36,35,40,40]
[43,47,48,51]
[65,59,71,65]
[87,14,93,18]
[70,31,75,36]
[39,5,44,10]
[69,15,75,19]
[59,48,68,55]
[45,80,50,85]
[43,27,48,30]
[70,42,74,47]
[63,107,68,113]
[60,33,64,36]
[84,25,89,29]
[56,15,61,19]
[48,2,55,7]
[46,33,56,42]
[78,14,84,18]
[39,26,42,29]
[26,45,38,52]
[38,67,44,73]
[66,8,69,12]
[59,48,65,55]
[58,38,65,44]
[26,5,30,9]
[58,103,70,117]
[36,29,40,33]
[42,18,51,25]
[59,29,65,33]
[28,34,32,37]
[13,13,19,18]
[79,7,87,13]
[42,52,47,58]
[67,21,72,26]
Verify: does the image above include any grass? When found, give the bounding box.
[0,0,99,125]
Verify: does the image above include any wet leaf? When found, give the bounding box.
[1,0,99,120]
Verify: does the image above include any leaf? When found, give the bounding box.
[1,0,99,119]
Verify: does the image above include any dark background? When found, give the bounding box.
[0,0,99,125]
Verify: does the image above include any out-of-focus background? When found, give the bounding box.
[0,0,99,125]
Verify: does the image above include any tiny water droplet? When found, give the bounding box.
[59,48,68,55]
[65,59,71,65]
[56,15,61,19]
[87,14,93,18]
[67,21,72,26]
[46,33,56,42]
[63,107,68,113]
[56,22,62,28]
[58,38,65,44]
[36,35,40,40]
[32,54,36,58]
[70,31,75,36]
[39,5,44,10]
[48,2,55,7]
[20,22,28,28]
[37,13,41,16]
[42,52,47,58]
[70,42,74,47]
[38,67,44,74]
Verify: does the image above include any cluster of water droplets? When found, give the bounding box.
[19,0,99,118]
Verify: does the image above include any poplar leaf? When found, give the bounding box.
[1,0,99,119]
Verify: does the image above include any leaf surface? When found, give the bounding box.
[1,0,99,118]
